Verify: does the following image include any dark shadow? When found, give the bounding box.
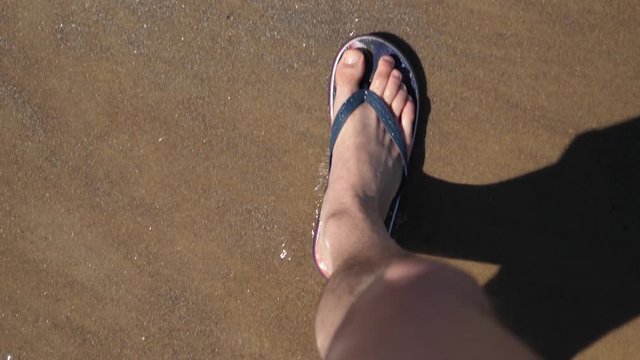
[367,32,640,359]
[396,116,640,359]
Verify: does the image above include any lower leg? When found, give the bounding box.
[320,254,538,359]
[315,197,406,354]
[314,197,528,358]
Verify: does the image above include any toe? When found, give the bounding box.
[391,83,408,118]
[332,49,365,120]
[400,97,416,154]
[369,55,395,97]
[383,69,403,104]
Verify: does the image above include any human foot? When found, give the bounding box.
[314,48,417,278]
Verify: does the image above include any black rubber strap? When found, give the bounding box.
[329,89,408,176]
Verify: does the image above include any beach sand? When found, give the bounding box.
[1,0,639,358]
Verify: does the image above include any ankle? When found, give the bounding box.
[322,186,381,226]
[318,193,391,264]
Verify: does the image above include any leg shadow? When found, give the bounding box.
[398,116,640,359]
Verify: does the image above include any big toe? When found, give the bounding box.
[332,49,365,121]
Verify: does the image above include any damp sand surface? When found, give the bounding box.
[1,1,640,359]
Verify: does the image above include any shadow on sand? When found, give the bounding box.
[399,115,640,359]
[378,33,640,359]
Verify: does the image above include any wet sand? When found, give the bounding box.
[1,0,639,358]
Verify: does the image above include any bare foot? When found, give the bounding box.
[315,49,416,277]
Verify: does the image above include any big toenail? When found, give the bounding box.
[344,50,361,64]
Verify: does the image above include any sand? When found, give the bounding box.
[1,0,639,358]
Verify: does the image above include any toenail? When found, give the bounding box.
[344,50,361,65]
[381,55,394,65]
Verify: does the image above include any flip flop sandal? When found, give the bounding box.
[312,34,420,279]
